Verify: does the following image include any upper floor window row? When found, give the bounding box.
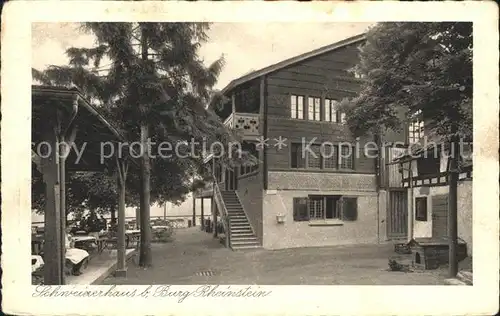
[291,95,346,123]
[290,143,354,170]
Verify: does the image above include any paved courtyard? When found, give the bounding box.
[102,227,447,285]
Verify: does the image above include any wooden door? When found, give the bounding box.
[431,194,448,238]
[387,190,408,239]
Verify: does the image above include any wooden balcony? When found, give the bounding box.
[224,112,260,139]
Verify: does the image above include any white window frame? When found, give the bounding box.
[291,95,304,120]
[308,196,342,221]
[308,96,321,121]
[408,110,424,144]
[324,98,338,123]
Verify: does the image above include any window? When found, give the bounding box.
[308,197,324,219]
[416,156,440,176]
[291,143,305,168]
[323,145,338,169]
[324,98,346,123]
[308,97,321,121]
[307,144,322,169]
[291,95,304,119]
[408,110,424,144]
[293,196,357,222]
[415,197,428,221]
[308,196,342,220]
[290,144,355,170]
[339,145,354,170]
[324,98,338,122]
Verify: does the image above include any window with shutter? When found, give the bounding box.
[415,197,428,221]
[342,197,358,221]
[305,195,342,220]
[293,197,309,221]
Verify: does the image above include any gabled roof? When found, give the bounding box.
[220,33,366,95]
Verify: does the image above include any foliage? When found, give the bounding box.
[32,22,255,266]
[152,224,175,243]
[340,22,472,141]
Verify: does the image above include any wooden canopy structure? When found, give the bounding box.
[32,85,138,285]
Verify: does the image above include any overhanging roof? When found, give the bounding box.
[219,33,366,95]
[32,85,125,140]
[32,85,139,171]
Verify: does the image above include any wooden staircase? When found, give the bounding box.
[220,190,261,250]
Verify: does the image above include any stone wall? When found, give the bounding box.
[237,172,264,242]
[262,189,380,249]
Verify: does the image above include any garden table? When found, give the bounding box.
[125,230,141,248]
[73,236,98,254]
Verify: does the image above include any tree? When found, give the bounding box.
[340,22,472,277]
[32,23,251,267]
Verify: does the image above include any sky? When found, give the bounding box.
[31,22,372,221]
[32,22,372,90]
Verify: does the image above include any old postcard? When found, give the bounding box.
[1,1,499,315]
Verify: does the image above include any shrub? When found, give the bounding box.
[153,225,175,243]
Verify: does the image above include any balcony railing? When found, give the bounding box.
[224,112,260,138]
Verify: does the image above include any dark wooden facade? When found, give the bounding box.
[264,42,373,174]
[209,34,416,244]
[214,38,381,182]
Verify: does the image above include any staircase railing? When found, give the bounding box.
[213,182,231,249]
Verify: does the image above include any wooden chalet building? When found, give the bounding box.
[197,33,423,250]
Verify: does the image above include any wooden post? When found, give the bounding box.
[200,198,205,231]
[58,133,66,285]
[192,195,196,227]
[115,157,128,277]
[57,124,77,285]
[212,197,218,238]
[41,128,63,285]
